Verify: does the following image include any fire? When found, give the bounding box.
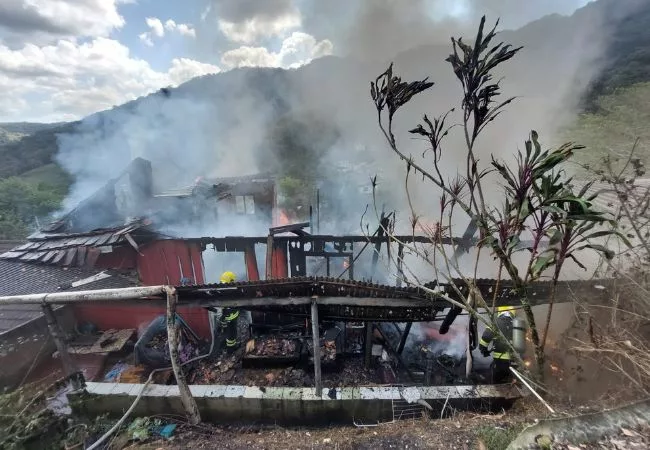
[524,360,531,368]
[277,209,290,226]
[550,363,560,372]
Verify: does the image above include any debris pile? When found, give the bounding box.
[145,332,167,351]
[246,337,298,357]
[321,341,336,362]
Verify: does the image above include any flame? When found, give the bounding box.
[414,220,446,241]
[277,209,290,226]
[550,363,559,372]
[524,360,531,368]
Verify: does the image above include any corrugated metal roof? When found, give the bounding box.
[0,260,140,335]
[0,220,155,267]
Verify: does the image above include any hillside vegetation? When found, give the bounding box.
[565,82,650,176]
[0,0,649,239]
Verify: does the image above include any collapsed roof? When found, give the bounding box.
[0,259,139,335]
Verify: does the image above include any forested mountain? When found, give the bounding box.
[1,0,649,238]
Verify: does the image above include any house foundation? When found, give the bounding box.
[71,382,523,425]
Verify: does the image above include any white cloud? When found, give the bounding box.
[140,17,196,46]
[221,46,279,69]
[0,0,125,46]
[218,11,301,44]
[138,32,153,47]
[221,32,333,69]
[145,17,164,38]
[164,20,196,38]
[0,38,220,122]
[168,58,220,85]
[201,4,212,22]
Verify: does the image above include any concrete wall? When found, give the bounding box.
[0,306,74,390]
[72,383,521,425]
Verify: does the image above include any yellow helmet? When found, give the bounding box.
[220,271,237,284]
[497,305,515,316]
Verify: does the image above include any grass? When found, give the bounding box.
[476,424,524,450]
[20,163,71,194]
[563,82,650,178]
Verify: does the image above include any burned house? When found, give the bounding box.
[0,158,277,387]
[0,157,616,423]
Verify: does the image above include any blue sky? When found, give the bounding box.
[0,0,593,123]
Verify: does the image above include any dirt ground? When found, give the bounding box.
[119,401,650,450]
[126,408,527,450]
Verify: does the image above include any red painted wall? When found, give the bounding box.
[74,304,210,338]
[137,240,205,285]
[73,239,211,338]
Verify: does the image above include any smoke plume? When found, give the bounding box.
[53,0,644,280]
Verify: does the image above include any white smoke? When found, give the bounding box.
[52,0,644,268]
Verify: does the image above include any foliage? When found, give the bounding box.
[477,424,523,450]
[265,111,339,216]
[572,141,650,395]
[264,110,339,180]
[19,163,72,196]
[278,175,313,216]
[0,177,63,239]
[564,82,650,175]
[583,0,650,107]
[0,122,76,178]
[370,16,622,376]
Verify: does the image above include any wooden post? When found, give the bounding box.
[165,287,201,425]
[364,321,373,368]
[311,300,322,396]
[42,304,83,390]
[397,322,412,355]
[265,234,274,280]
[396,243,405,287]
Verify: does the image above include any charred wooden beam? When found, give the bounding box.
[42,304,83,390]
[265,234,274,279]
[373,323,415,382]
[311,300,322,396]
[397,322,412,355]
[270,222,310,235]
[165,287,201,424]
[364,321,373,368]
[178,296,440,308]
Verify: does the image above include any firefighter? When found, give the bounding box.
[478,306,515,383]
[219,271,240,353]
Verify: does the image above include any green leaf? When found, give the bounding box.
[549,229,563,246]
[584,230,617,240]
[518,198,531,220]
[541,205,567,217]
[530,254,555,278]
[507,235,520,252]
[577,243,615,260]
[567,253,587,270]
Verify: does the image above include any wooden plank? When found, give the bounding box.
[166,287,201,424]
[311,301,322,396]
[68,329,135,355]
[178,296,436,308]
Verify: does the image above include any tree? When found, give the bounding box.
[0,178,62,239]
[264,110,340,217]
[369,17,623,377]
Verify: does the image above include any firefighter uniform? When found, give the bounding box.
[219,271,240,353]
[479,306,515,383]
